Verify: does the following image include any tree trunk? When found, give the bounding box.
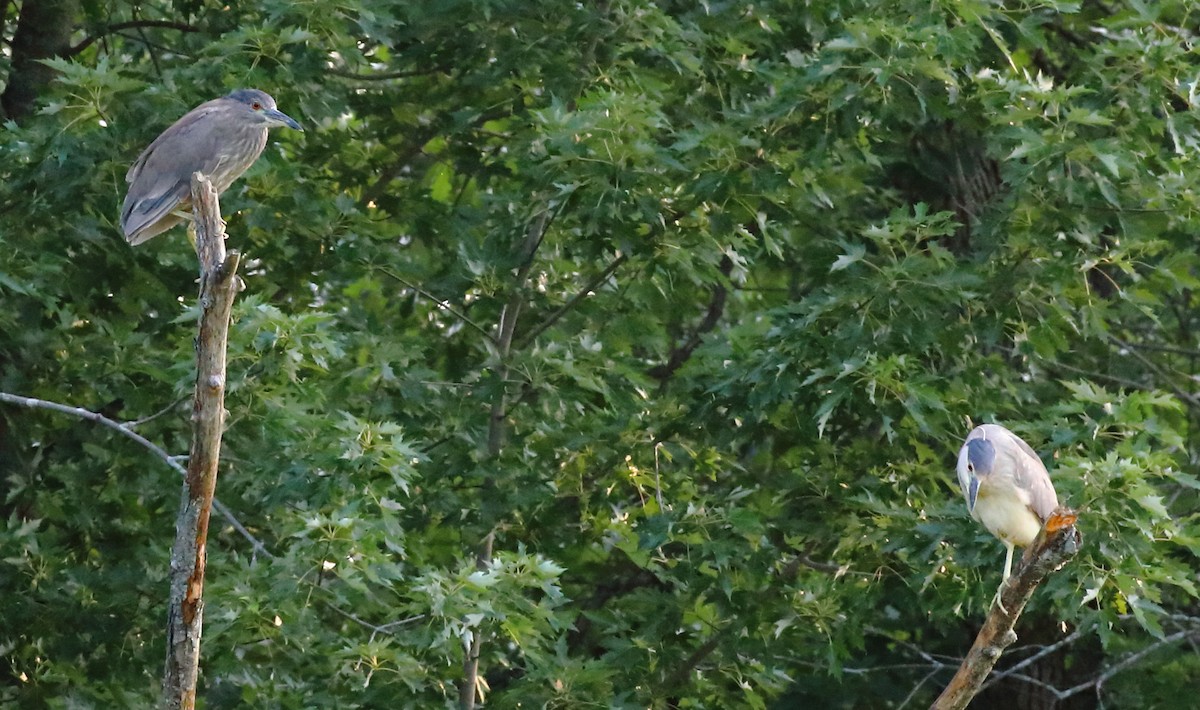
[1,0,79,122]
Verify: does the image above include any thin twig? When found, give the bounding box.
[515,252,628,349]
[127,395,189,428]
[1005,670,1068,696]
[0,391,273,559]
[374,266,494,342]
[1114,339,1200,357]
[1108,335,1200,408]
[325,602,425,641]
[997,346,1154,394]
[790,659,947,676]
[869,627,960,668]
[67,20,199,57]
[1057,628,1200,699]
[326,65,451,81]
[900,668,944,710]
[118,29,180,68]
[363,125,442,204]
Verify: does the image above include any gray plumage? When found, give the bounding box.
[955,423,1060,595]
[121,89,302,245]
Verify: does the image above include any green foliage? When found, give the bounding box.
[3,0,1200,706]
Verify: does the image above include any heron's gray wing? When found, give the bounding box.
[121,100,233,241]
[998,427,1060,521]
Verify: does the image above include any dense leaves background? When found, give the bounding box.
[2,0,1199,707]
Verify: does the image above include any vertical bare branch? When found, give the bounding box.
[163,174,242,709]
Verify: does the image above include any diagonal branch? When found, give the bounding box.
[930,508,1082,710]
[1057,627,1200,700]
[661,631,726,693]
[981,620,1091,691]
[375,265,495,342]
[1108,334,1200,409]
[516,252,628,349]
[1,391,178,465]
[327,65,452,81]
[648,255,733,382]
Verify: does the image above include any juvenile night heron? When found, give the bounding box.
[956,423,1059,602]
[121,89,302,245]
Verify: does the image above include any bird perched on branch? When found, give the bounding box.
[121,89,302,245]
[956,423,1059,606]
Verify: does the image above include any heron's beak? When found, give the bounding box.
[264,108,303,131]
[967,476,979,512]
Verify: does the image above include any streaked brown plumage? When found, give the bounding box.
[121,89,302,245]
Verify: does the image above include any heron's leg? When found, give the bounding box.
[187,220,198,254]
[1002,541,1015,583]
[991,541,1016,615]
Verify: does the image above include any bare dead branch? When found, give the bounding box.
[163,174,243,709]
[1056,627,1200,700]
[930,508,1081,710]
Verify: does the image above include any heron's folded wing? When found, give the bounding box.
[1003,430,1059,521]
[122,101,231,241]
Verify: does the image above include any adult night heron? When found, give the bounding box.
[956,423,1059,602]
[121,89,302,245]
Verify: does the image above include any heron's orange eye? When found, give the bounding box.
[251,102,262,110]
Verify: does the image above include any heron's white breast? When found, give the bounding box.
[971,480,1042,547]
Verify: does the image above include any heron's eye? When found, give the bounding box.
[966,463,974,473]
[251,102,262,110]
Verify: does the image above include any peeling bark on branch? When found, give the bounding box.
[930,508,1082,710]
[162,174,242,710]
